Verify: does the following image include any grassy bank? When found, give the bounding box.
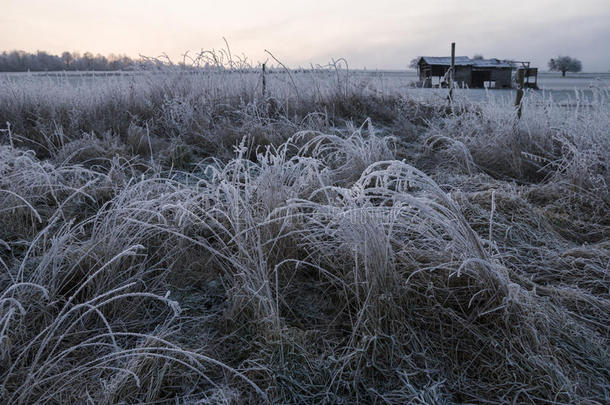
[0,65,608,404]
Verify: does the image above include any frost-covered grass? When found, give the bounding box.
[0,62,609,404]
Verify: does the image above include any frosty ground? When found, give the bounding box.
[0,65,608,404]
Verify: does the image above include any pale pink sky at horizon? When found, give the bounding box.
[1,0,609,71]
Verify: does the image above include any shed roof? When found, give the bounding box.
[420,56,471,66]
[419,56,514,68]
[471,58,514,68]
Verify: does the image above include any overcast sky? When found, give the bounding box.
[2,0,609,71]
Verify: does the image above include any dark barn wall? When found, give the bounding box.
[418,60,428,82]
[454,66,472,87]
[418,62,471,86]
[472,68,512,88]
[418,61,452,80]
[492,69,513,88]
[471,70,490,88]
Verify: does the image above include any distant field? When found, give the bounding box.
[1,65,608,404]
[3,69,609,104]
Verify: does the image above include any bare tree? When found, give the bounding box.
[548,56,582,77]
[472,54,484,60]
[409,57,421,70]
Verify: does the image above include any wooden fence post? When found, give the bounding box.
[515,68,525,119]
[262,63,266,99]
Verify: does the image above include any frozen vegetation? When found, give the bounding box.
[0,59,609,404]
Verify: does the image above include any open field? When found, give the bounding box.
[3,69,610,104]
[0,65,609,404]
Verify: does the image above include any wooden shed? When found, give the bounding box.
[416,56,526,89]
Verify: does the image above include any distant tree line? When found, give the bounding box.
[0,50,137,72]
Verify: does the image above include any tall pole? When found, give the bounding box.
[449,42,455,102]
